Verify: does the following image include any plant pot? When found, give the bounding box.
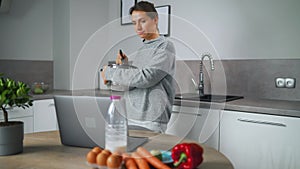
[0,121,24,156]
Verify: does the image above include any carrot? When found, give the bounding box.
[125,158,139,169]
[136,147,171,169]
[123,153,138,169]
[122,153,131,160]
[132,152,151,169]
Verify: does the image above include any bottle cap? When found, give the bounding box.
[110,95,121,100]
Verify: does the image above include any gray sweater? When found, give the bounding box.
[105,36,176,124]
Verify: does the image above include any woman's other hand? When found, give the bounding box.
[100,65,109,84]
[116,51,128,65]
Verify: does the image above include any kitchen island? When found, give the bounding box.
[0,130,233,169]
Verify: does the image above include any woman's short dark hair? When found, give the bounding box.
[129,1,158,19]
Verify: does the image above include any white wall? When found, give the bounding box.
[53,0,110,89]
[2,0,299,61]
[68,0,109,90]
[1,0,300,89]
[106,0,300,60]
[0,0,53,60]
[53,0,70,89]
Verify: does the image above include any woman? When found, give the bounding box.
[101,1,175,132]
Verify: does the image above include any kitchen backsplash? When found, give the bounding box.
[0,59,53,90]
[175,59,300,101]
[1,59,299,101]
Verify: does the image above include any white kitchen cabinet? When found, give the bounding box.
[0,106,34,134]
[11,116,34,134]
[33,99,58,132]
[166,105,220,150]
[220,110,300,169]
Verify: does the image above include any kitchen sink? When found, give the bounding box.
[175,93,243,103]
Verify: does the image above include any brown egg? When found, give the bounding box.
[101,149,112,156]
[91,146,102,154]
[96,151,110,166]
[86,151,97,164]
[107,153,122,169]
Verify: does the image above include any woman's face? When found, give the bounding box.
[131,10,158,40]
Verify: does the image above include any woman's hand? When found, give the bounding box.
[100,65,109,84]
[116,51,128,65]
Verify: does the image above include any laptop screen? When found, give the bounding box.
[54,95,148,151]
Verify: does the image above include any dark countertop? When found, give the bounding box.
[30,89,121,100]
[173,97,300,118]
[31,89,300,118]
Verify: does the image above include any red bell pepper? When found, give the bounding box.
[171,143,204,169]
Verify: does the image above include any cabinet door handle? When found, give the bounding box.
[48,103,55,107]
[172,111,202,116]
[237,118,286,127]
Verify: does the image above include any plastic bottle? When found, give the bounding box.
[105,95,127,153]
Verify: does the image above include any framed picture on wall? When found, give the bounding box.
[121,0,136,25]
[155,5,171,36]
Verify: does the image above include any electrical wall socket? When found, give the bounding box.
[275,78,285,88]
[275,77,296,88]
[285,78,296,88]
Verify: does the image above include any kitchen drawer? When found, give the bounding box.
[0,106,33,120]
[167,105,220,150]
[33,99,58,132]
[220,110,300,169]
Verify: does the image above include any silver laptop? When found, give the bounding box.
[54,95,148,152]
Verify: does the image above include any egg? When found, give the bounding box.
[107,153,122,169]
[86,151,97,164]
[91,146,102,154]
[101,149,112,156]
[96,151,110,166]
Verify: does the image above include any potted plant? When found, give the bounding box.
[0,73,33,155]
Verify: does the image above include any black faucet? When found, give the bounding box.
[198,53,215,97]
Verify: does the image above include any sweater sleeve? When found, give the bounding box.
[105,40,175,89]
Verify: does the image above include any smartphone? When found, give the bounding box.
[119,49,124,59]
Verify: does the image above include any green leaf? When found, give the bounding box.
[0,76,34,122]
